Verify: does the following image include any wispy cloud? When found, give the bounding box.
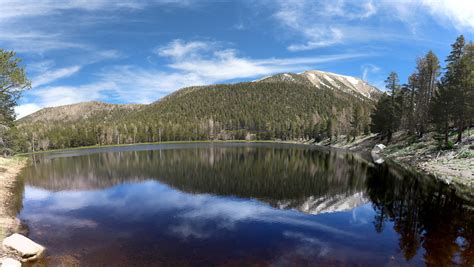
[98,39,371,103]
[16,81,115,118]
[154,39,213,59]
[267,0,473,52]
[272,0,380,51]
[388,0,474,32]
[16,39,372,118]
[361,64,380,82]
[33,65,81,87]
[0,1,196,53]
[26,49,122,89]
[0,0,188,21]
[0,29,88,53]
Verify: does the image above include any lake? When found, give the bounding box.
[15,143,474,266]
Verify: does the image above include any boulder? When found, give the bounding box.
[2,233,45,262]
[371,144,386,154]
[1,258,21,267]
[371,151,385,164]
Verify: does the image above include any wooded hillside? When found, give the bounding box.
[18,73,379,152]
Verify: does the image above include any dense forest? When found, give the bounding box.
[15,74,376,152]
[371,35,473,146]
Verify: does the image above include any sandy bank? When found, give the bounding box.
[0,157,27,241]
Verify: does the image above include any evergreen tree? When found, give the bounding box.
[386,71,400,100]
[350,105,362,141]
[385,72,401,142]
[405,73,418,134]
[444,35,467,143]
[463,42,474,134]
[371,93,399,142]
[414,51,440,137]
[431,79,453,145]
[0,49,31,155]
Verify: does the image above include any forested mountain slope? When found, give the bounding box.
[19,101,143,124]
[17,71,381,151]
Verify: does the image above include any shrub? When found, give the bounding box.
[438,140,454,150]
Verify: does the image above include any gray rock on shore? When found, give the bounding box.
[371,144,386,164]
[2,233,45,262]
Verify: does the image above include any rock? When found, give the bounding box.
[2,233,45,262]
[371,144,386,164]
[371,144,386,154]
[1,258,21,267]
[371,151,385,164]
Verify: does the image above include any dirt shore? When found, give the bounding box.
[0,157,28,241]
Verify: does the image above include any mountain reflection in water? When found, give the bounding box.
[17,143,474,266]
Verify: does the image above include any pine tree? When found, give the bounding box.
[463,42,474,134]
[350,105,362,141]
[406,73,418,134]
[431,79,453,146]
[384,72,401,142]
[444,35,468,143]
[0,49,31,155]
[371,93,399,142]
[414,51,440,137]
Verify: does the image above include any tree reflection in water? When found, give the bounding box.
[367,163,474,266]
[19,143,474,265]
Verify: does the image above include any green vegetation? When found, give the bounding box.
[17,80,375,152]
[0,49,31,156]
[371,35,473,146]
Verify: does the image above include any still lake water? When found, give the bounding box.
[15,143,474,266]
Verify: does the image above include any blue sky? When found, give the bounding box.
[1,0,472,118]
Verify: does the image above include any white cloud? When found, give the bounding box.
[268,0,473,52]
[0,0,173,21]
[17,39,371,118]
[97,40,370,103]
[0,1,195,53]
[16,81,115,119]
[361,64,380,81]
[155,39,212,59]
[0,29,89,53]
[400,0,474,31]
[15,104,42,119]
[272,0,380,51]
[33,65,81,88]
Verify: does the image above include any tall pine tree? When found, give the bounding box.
[414,51,440,137]
[371,72,401,142]
[444,35,468,143]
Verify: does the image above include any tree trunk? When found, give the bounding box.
[387,130,392,143]
[444,121,449,146]
[456,123,463,143]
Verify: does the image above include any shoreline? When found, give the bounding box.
[0,156,28,260]
[315,132,473,194]
[15,136,473,191]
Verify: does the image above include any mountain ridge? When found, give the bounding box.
[21,70,381,123]
[17,70,381,151]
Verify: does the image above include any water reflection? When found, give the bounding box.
[23,144,371,213]
[366,164,474,266]
[17,143,474,266]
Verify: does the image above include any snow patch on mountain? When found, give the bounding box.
[277,192,369,215]
[258,70,381,100]
[302,70,379,100]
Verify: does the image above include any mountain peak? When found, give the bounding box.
[258,70,381,100]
